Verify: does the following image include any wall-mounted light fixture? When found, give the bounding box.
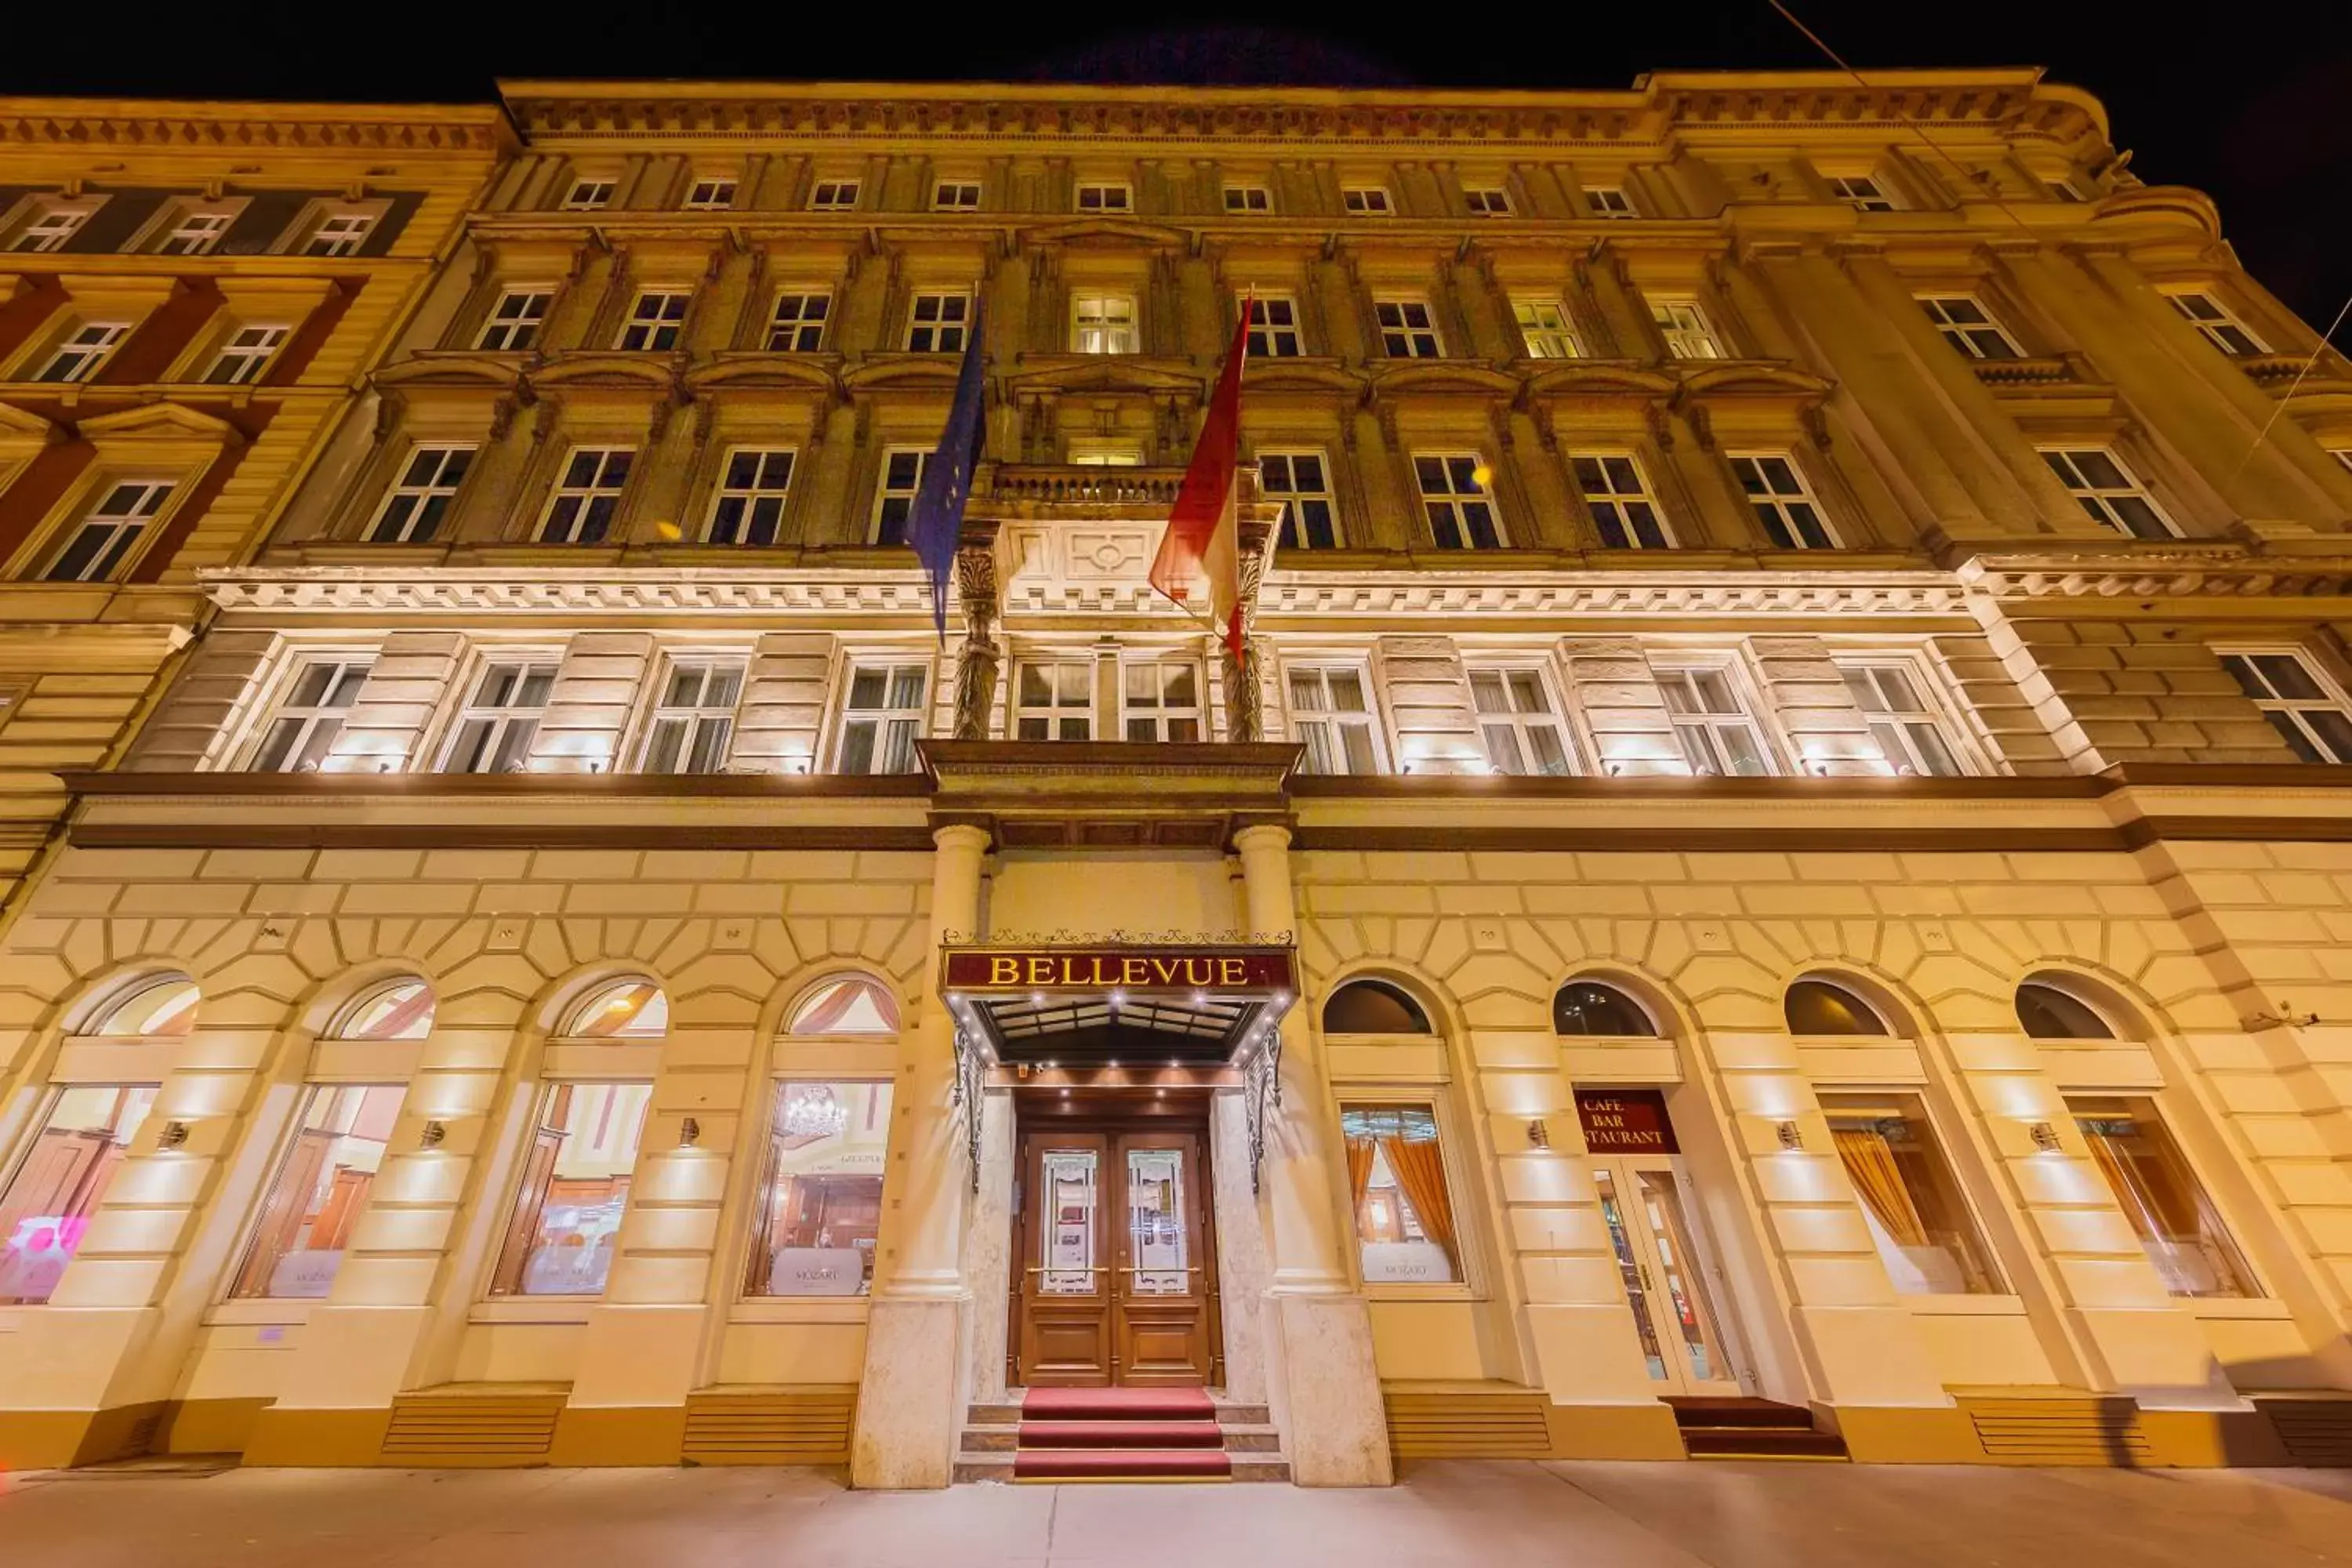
[1526,1118,1550,1149]
[1775,1120,1805,1151]
[157,1120,191,1150]
[2029,1121,2062,1152]
[419,1120,447,1149]
[679,1116,702,1149]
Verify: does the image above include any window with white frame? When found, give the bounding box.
[872,448,927,546]
[439,659,557,774]
[9,198,99,252]
[931,180,982,211]
[1573,454,1672,549]
[249,656,371,772]
[561,178,615,210]
[1659,667,1774,776]
[368,445,474,543]
[836,662,927,775]
[1121,659,1204,742]
[1584,185,1635,218]
[1246,296,1303,357]
[706,448,794,546]
[2220,651,2352,764]
[766,290,830,351]
[1287,666,1383,775]
[906,292,971,353]
[1015,659,1095,741]
[1469,667,1575,776]
[616,290,688,351]
[43,479,172,583]
[1827,174,1897,211]
[1067,441,1143,466]
[1258,450,1338,550]
[302,209,376,257]
[477,289,552,351]
[1512,297,1582,358]
[202,324,287,386]
[1073,292,1138,354]
[2166,290,2267,356]
[2039,448,2176,539]
[1414,453,1504,550]
[539,448,633,543]
[1075,183,1131,213]
[1374,297,1443,358]
[1223,183,1272,213]
[1918,295,2024,360]
[641,661,742,774]
[1841,662,1968,777]
[1650,298,1722,359]
[1731,453,1836,549]
[35,322,129,383]
[1464,185,1513,216]
[1342,185,1393,216]
[683,176,737,210]
[156,204,238,256]
[809,179,861,211]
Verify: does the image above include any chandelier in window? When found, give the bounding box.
[781,1085,848,1139]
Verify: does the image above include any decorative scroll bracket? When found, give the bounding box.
[950,1021,986,1192]
[1244,1028,1284,1196]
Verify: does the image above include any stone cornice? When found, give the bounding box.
[1957,549,2352,601]
[0,100,510,154]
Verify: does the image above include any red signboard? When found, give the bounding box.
[942,948,1294,993]
[1574,1088,1679,1155]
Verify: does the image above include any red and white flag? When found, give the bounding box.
[1150,302,1250,662]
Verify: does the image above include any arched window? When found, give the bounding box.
[1553,981,1658,1037]
[1322,978,1432,1035]
[787,974,900,1035]
[336,978,437,1040]
[85,974,200,1037]
[2016,978,2118,1040]
[1784,978,1889,1036]
[562,978,669,1039]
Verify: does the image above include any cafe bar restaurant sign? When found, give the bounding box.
[942,946,1295,993]
[1574,1089,1680,1154]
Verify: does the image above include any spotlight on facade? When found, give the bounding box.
[1775,1120,1805,1151]
[2029,1120,2062,1152]
[419,1120,447,1149]
[158,1120,191,1149]
[680,1116,702,1148]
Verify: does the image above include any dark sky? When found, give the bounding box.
[11,2,2350,332]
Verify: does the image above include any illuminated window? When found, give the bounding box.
[745,1080,895,1298]
[1121,659,1203,742]
[1469,667,1573,776]
[2070,1097,2259,1298]
[640,661,742,775]
[1287,666,1383,775]
[1650,298,1722,359]
[1513,297,1582,359]
[228,1084,407,1299]
[1015,659,1094,741]
[0,1085,158,1305]
[250,656,370,773]
[439,659,555,774]
[788,975,902,1035]
[564,979,669,1039]
[1341,1104,1461,1284]
[1824,1091,2005,1295]
[836,663,927,775]
[87,975,199,1037]
[488,1081,649,1298]
[338,978,435,1040]
[706,448,794,546]
[1840,661,1968,777]
[1659,667,1774,776]
[1073,292,1138,354]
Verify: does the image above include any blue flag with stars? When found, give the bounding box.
[906,303,987,642]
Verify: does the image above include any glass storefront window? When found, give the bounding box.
[1341,1103,1461,1285]
[743,1080,894,1297]
[1823,1093,2005,1295]
[563,980,667,1039]
[229,1084,405,1299]
[337,980,436,1041]
[2071,1096,2259,1298]
[90,976,198,1037]
[786,975,899,1036]
[489,1081,649,1297]
[0,1085,158,1305]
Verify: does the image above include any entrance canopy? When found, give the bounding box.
[942,943,1296,1066]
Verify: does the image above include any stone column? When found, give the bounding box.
[851,822,989,1488]
[1233,824,1392,1486]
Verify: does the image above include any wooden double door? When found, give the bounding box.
[1013,1117,1220,1387]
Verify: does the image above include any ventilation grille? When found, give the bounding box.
[379,1392,565,1466]
[683,1388,858,1466]
[1963,1396,2151,1465]
[2263,1400,2352,1466]
[1383,1387,1551,1459]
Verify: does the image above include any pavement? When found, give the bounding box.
[5,1457,2352,1566]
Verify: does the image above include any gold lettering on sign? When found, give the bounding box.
[1028,956,1054,985]
[990,957,1020,985]
[1122,957,1149,985]
[1221,958,1247,985]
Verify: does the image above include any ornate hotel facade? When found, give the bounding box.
[3,71,2352,1482]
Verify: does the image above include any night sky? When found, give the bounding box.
[8,2,2350,332]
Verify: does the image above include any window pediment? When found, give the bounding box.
[1363,361,1521,400]
[685,355,842,396]
[840,356,966,395]
[77,400,241,460]
[1000,358,1204,398]
[0,401,63,457]
[1240,359,1363,396]
[1018,217,1189,250]
[376,352,532,390]
[1519,362,1677,400]
[528,354,680,391]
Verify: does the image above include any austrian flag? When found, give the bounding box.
[1149,303,1250,662]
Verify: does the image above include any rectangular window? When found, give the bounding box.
[539,448,633,543]
[1470,668,1574,776]
[744,1081,895,1297]
[837,662,927,775]
[2221,650,2352,763]
[1574,454,1672,549]
[477,289,552,351]
[2039,448,2176,539]
[251,657,371,772]
[368,445,474,544]
[1842,662,1966,777]
[1827,174,1897,211]
[1919,295,2023,360]
[440,659,557,774]
[1651,298,1722,359]
[1584,185,1635,218]
[1342,185,1393,216]
[228,1084,405,1300]
[1463,185,1513,216]
[158,205,236,256]
[303,210,375,257]
[616,290,688,351]
[1731,453,1835,549]
[1341,1104,1461,1285]
[1015,659,1094,741]
[766,291,830,352]
[1122,659,1203,742]
[1223,183,1272,213]
[1288,666,1383,775]
[906,292,971,353]
[809,180,861,211]
[641,661,742,775]
[1245,296,1303,358]
[1258,449,1338,550]
[1375,298,1443,358]
[44,478,172,583]
[561,178,615,210]
[1073,292,1138,354]
[1414,453,1504,550]
[931,180,982,211]
[10,201,96,252]
[706,448,794,546]
[683,177,737,210]
[203,324,288,386]
[872,448,927,546]
[1513,297,1582,359]
[2071,1097,2259,1298]
[36,322,129,383]
[1068,441,1142,466]
[0,1085,158,1305]
[488,1081,649,1298]
[1075,183,1131,213]
[2166,290,2267,356]
[1658,667,1773,776]
[1824,1093,2005,1296]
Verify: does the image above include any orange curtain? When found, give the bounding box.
[1381,1135,1460,1274]
[1833,1128,1928,1247]
[1345,1135,1376,1236]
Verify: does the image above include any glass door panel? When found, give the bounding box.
[1125,1145,1189,1295]
[1633,1166,1738,1393]
[1593,1167,1670,1381]
[1040,1149,1101,1294]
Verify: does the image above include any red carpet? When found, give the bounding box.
[1011,1387,1230,1480]
[1018,1419,1225,1448]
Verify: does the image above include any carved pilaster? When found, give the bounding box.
[1221,510,1279,744]
[952,523,1004,741]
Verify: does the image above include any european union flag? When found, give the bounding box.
[906,303,987,642]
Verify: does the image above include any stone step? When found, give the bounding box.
[964,1399,1271,1427]
[958,1421,1283,1454]
[953,1449,1292,1484]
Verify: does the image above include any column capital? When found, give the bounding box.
[931,822,993,855]
[1230,822,1294,856]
